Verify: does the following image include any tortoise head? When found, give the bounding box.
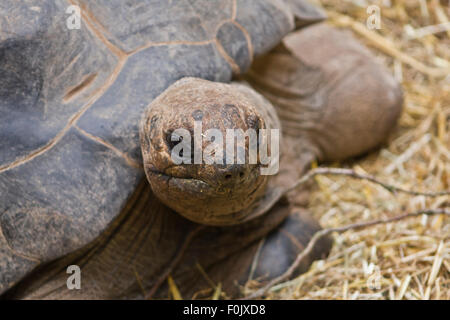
[139,78,278,226]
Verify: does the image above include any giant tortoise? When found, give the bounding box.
[0,0,402,299]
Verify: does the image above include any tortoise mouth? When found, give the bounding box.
[145,167,268,226]
[146,163,263,196]
[145,167,210,186]
[146,169,216,196]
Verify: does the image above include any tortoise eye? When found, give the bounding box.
[165,130,180,151]
[165,131,193,160]
[246,114,261,131]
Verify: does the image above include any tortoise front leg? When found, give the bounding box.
[246,23,403,163]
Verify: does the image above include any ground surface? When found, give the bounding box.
[262,0,450,300]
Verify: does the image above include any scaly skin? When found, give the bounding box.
[246,23,403,162]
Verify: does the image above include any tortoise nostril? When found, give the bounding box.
[219,165,250,184]
[223,170,246,182]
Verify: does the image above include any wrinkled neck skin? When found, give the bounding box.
[272,136,317,205]
[245,28,403,163]
[244,47,327,163]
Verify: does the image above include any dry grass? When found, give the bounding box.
[266,0,450,300]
